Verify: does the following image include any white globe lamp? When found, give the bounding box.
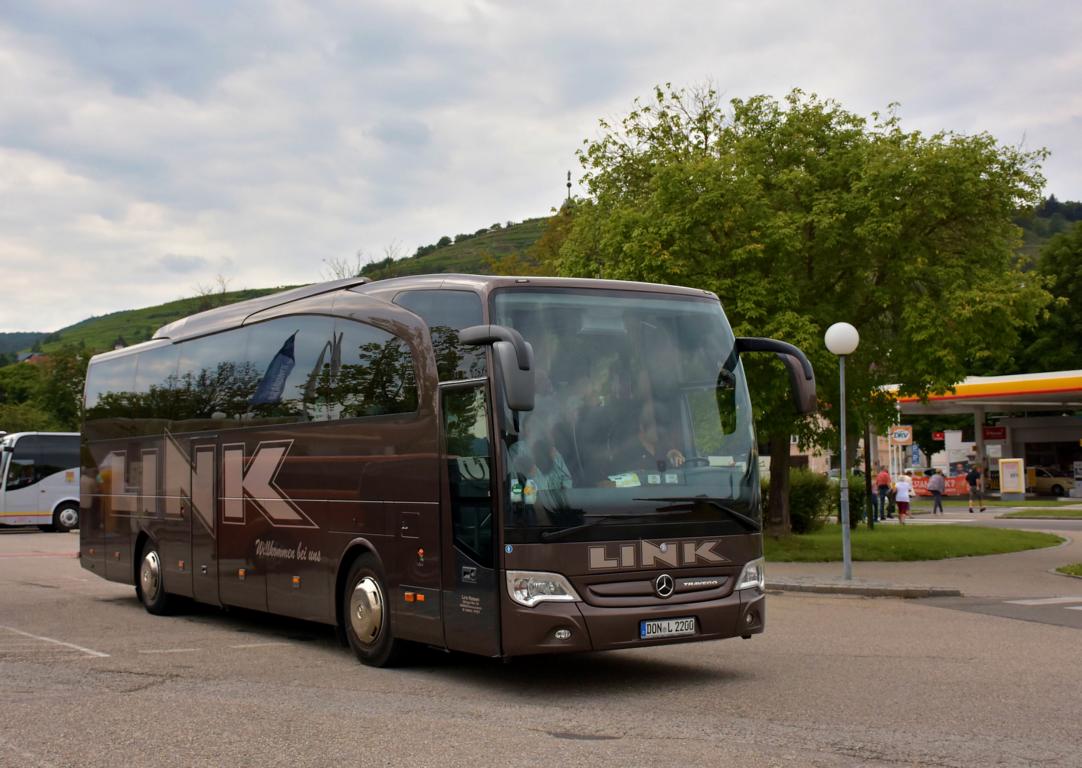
[824,322,860,356]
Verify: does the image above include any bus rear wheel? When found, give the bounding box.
[343,554,404,667]
[52,503,79,533]
[136,540,174,615]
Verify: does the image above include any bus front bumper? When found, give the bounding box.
[500,587,765,656]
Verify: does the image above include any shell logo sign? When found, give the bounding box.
[889,425,913,446]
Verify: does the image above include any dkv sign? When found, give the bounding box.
[888,425,913,446]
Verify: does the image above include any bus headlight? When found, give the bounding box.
[506,570,581,607]
[736,558,765,591]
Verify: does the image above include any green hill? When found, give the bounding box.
[40,287,292,354]
[360,217,549,279]
[0,332,47,356]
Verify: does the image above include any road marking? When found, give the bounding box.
[229,642,290,649]
[0,625,109,658]
[137,648,200,654]
[1004,597,1082,606]
[1065,606,1082,612]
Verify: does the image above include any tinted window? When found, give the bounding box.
[246,316,337,422]
[394,290,485,381]
[314,320,418,418]
[84,354,137,419]
[443,386,493,567]
[7,435,78,486]
[133,344,181,423]
[174,326,254,427]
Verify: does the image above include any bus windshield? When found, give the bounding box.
[491,289,757,544]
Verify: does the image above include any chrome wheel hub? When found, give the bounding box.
[58,506,79,529]
[349,576,384,645]
[140,551,161,604]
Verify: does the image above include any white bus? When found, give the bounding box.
[0,432,81,531]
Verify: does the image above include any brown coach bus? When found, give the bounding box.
[79,275,815,666]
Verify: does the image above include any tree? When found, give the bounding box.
[553,85,1049,534]
[1018,221,1082,371]
[36,344,90,430]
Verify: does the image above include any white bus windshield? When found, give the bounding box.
[491,289,758,544]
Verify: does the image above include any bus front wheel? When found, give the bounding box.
[136,540,174,615]
[343,554,404,667]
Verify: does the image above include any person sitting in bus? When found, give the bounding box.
[609,402,686,476]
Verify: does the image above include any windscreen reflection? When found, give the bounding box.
[492,289,758,544]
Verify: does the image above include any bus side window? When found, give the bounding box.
[393,290,485,382]
[331,320,419,419]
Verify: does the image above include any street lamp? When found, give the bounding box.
[825,322,860,581]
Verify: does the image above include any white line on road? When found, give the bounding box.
[137,648,201,654]
[1004,597,1082,606]
[0,625,109,658]
[1065,606,1082,611]
[229,642,291,649]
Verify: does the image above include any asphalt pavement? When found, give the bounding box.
[2,529,1081,767]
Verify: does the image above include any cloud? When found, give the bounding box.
[0,0,1079,332]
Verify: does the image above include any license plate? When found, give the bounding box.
[640,616,697,640]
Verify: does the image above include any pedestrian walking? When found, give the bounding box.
[966,464,986,513]
[928,468,945,514]
[895,471,914,524]
[875,465,892,521]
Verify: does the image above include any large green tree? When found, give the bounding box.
[553,86,1049,534]
[1018,221,1082,371]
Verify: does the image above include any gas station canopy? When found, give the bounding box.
[895,371,1082,416]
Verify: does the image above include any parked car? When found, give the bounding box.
[1030,466,1075,496]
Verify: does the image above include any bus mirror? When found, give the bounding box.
[735,337,818,415]
[459,324,536,412]
[493,340,535,412]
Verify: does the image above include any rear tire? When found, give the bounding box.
[136,540,174,615]
[342,554,405,667]
[52,502,79,532]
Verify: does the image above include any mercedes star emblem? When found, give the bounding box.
[655,573,675,598]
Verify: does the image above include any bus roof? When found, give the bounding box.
[144,274,718,345]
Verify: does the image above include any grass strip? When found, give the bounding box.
[999,509,1082,519]
[1056,563,1082,577]
[764,524,1062,563]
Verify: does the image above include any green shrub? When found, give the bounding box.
[762,468,833,534]
[832,473,872,526]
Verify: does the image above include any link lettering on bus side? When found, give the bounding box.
[162,434,217,534]
[587,540,728,570]
[222,440,316,529]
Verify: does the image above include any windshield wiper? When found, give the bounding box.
[632,495,761,532]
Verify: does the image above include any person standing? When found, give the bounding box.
[966,464,986,513]
[875,466,892,521]
[927,469,946,514]
[895,471,914,524]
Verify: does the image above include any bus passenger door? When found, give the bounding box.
[439,384,501,656]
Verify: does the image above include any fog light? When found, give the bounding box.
[554,629,572,640]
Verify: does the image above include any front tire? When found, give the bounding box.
[52,502,79,532]
[1051,484,1065,497]
[342,554,404,667]
[136,540,174,615]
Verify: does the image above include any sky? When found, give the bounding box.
[1,0,1080,333]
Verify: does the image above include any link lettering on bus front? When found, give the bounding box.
[587,540,728,570]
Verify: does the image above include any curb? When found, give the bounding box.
[766,579,962,599]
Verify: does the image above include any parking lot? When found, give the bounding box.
[2,529,1081,767]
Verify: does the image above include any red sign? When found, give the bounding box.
[912,475,969,497]
[932,431,945,441]
[982,426,1006,441]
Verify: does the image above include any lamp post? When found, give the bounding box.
[825,322,860,581]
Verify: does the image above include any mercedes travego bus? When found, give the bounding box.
[79,275,815,666]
